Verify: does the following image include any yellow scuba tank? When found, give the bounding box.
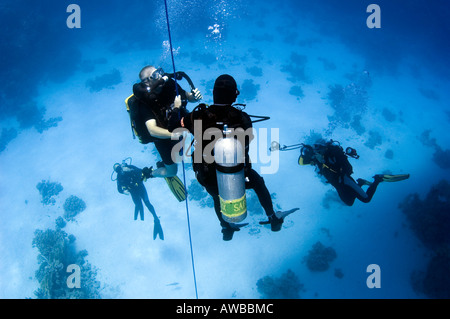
[214,125,247,223]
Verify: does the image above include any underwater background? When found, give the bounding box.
[0,0,449,299]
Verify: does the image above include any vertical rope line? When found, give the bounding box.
[163,0,198,300]
[163,0,179,96]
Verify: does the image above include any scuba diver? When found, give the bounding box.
[167,74,299,241]
[131,65,202,179]
[271,139,409,206]
[112,160,164,240]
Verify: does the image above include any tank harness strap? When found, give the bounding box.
[321,163,339,174]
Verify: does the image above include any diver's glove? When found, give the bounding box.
[142,166,154,181]
[191,88,202,101]
[174,95,182,109]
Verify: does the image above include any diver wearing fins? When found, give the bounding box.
[297,140,410,206]
[133,66,202,179]
[167,74,299,241]
[113,161,164,240]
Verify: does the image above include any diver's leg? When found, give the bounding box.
[130,191,144,220]
[151,140,179,178]
[245,169,275,217]
[139,184,157,218]
[333,183,357,206]
[151,163,178,178]
[342,175,379,204]
[246,169,285,231]
[360,177,382,203]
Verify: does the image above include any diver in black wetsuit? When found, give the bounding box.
[132,66,202,179]
[168,74,298,240]
[114,163,158,221]
[299,140,396,206]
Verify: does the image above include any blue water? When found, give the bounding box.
[0,0,449,299]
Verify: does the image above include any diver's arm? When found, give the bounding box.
[117,181,124,194]
[145,119,172,139]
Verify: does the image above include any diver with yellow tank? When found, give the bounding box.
[167,74,299,241]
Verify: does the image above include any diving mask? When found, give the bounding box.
[142,67,165,83]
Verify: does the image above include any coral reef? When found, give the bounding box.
[326,71,371,135]
[303,130,325,145]
[63,195,87,221]
[364,130,383,149]
[400,180,450,298]
[304,241,337,272]
[399,180,450,251]
[32,219,101,299]
[80,58,108,73]
[411,251,450,299]
[190,52,217,67]
[385,149,394,159]
[350,115,366,136]
[85,69,122,92]
[239,79,260,102]
[246,66,263,77]
[289,85,304,100]
[256,269,303,299]
[281,52,309,83]
[36,180,64,206]
[418,87,440,101]
[0,128,18,153]
[247,191,280,216]
[432,147,450,170]
[35,116,63,134]
[418,130,450,170]
[334,268,344,279]
[317,57,336,71]
[382,107,397,122]
[322,190,345,210]
[187,180,214,209]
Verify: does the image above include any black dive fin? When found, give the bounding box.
[259,208,300,225]
[275,208,299,219]
[153,220,164,240]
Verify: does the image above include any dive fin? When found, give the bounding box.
[153,220,164,240]
[164,176,187,202]
[376,174,410,183]
[259,208,300,225]
[221,222,248,241]
[275,208,299,219]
